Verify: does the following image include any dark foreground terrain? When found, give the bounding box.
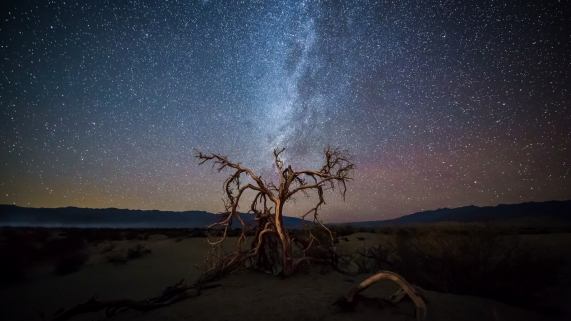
[1,223,570,321]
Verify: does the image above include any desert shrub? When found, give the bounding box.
[308,227,336,246]
[54,251,89,275]
[0,228,91,283]
[106,252,128,264]
[39,233,90,275]
[43,234,86,260]
[352,243,396,274]
[126,244,151,260]
[0,239,32,285]
[330,224,355,237]
[377,227,393,234]
[107,243,151,264]
[138,233,150,240]
[99,242,115,254]
[1,228,48,260]
[189,229,208,238]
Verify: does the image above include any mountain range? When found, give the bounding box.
[0,200,569,228]
[0,205,305,228]
[349,200,571,227]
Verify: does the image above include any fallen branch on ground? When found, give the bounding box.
[39,279,220,321]
[335,270,427,321]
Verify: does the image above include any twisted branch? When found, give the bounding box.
[195,146,355,277]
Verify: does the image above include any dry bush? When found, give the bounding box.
[329,224,355,237]
[44,234,90,275]
[188,228,208,238]
[106,244,151,264]
[164,229,189,239]
[127,244,151,259]
[0,228,94,282]
[54,251,89,275]
[0,229,38,285]
[308,226,337,246]
[377,227,394,234]
[352,243,395,274]
[195,244,245,283]
[43,234,86,259]
[99,242,115,254]
[106,252,128,264]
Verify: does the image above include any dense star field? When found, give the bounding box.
[1,0,569,222]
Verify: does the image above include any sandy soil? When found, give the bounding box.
[1,232,569,321]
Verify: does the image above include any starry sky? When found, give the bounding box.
[1,0,569,223]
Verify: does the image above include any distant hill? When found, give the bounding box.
[349,200,571,227]
[0,205,306,228]
[1,200,569,229]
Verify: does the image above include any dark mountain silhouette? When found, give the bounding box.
[1,200,569,228]
[0,205,306,228]
[349,200,571,227]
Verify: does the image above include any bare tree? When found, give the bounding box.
[195,146,355,277]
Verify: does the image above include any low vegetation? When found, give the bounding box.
[106,243,152,264]
[0,227,194,282]
[1,221,568,320]
[328,224,356,237]
[0,227,92,282]
[348,223,565,314]
[54,251,89,275]
[0,223,566,306]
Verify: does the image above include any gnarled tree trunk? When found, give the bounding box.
[196,146,355,277]
[275,201,295,276]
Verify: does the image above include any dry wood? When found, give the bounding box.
[40,280,219,321]
[196,146,355,277]
[390,284,427,304]
[345,271,427,321]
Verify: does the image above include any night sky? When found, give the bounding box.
[1,0,569,222]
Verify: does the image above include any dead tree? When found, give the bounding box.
[196,146,354,277]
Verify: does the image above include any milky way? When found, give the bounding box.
[1,0,569,222]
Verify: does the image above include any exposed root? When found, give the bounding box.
[340,270,427,321]
[196,146,355,277]
[390,284,429,304]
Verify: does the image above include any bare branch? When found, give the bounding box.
[42,282,219,321]
[288,146,355,200]
[344,271,427,321]
[195,150,277,202]
[195,146,355,277]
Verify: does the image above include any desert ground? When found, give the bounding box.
[1,227,570,321]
